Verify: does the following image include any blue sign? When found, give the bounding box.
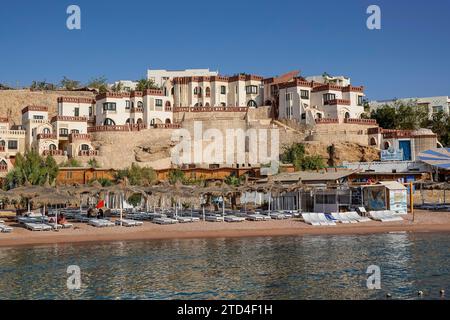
[381,149,403,161]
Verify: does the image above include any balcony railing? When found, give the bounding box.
[324,99,351,106]
[69,133,92,143]
[37,133,57,140]
[0,145,5,152]
[165,106,172,112]
[344,118,378,125]
[87,124,147,133]
[173,106,248,113]
[315,118,339,124]
[51,116,87,122]
[0,165,8,172]
[78,150,99,156]
[43,149,64,156]
[130,107,144,113]
[154,123,181,129]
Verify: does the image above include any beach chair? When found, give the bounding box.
[205,215,224,222]
[357,207,368,216]
[325,213,338,224]
[153,217,178,225]
[307,213,325,226]
[341,212,359,224]
[115,219,143,227]
[25,223,52,231]
[317,213,336,226]
[89,219,115,228]
[347,211,371,223]
[247,214,264,221]
[177,216,195,223]
[0,223,13,233]
[382,211,403,222]
[224,215,246,223]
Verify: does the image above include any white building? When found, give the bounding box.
[147,68,218,88]
[172,74,264,108]
[369,96,450,118]
[110,80,138,92]
[277,78,365,124]
[305,74,351,87]
[94,90,172,127]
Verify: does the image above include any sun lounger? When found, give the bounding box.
[224,215,246,223]
[115,219,143,227]
[369,211,403,222]
[307,213,325,226]
[347,211,371,223]
[341,212,359,224]
[331,212,349,224]
[0,223,13,233]
[247,214,265,221]
[317,213,336,226]
[89,219,115,228]
[153,217,178,225]
[270,213,286,220]
[205,215,224,222]
[176,217,196,223]
[325,213,338,223]
[25,223,52,231]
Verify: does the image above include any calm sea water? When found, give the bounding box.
[0,233,448,300]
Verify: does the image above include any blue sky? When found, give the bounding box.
[0,0,449,100]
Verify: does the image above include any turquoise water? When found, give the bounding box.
[0,233,448,300]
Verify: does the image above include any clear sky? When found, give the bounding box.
[0,0,449,100]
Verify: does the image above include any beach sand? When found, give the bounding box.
[0,210,449,248]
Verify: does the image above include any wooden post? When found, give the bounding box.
[410,182,414,222]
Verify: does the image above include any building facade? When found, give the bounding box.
[369,96,450,118]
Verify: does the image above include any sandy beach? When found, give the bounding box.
[0,210,449,248]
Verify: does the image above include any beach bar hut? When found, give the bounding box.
[362,181,408,214]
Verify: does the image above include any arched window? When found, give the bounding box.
[344,112,351,119]
[193,86,202,96]
[220,103,226,107]
[81,144,90,151]
[384,141,391,150]
[370,137,377,146]
[126,118,133,124]
[265,100,272,106]
[0,140,5,146]
[0,160,7,166]
[205,103,210,107]
[49,144,57,150]
[247,100,257,107]
[104,118,115,126]
[150,119,156,127]
[194,103,199,107]
[42,128,51,134]
[165,119,171,124]
[316,113,323,119]
[171,87,174,96]
[137,101,143,108]
[136,118,143,124]
[71,129,79,134]
[205,87,211,97]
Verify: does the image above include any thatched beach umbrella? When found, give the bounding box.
[31,191,79,229]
